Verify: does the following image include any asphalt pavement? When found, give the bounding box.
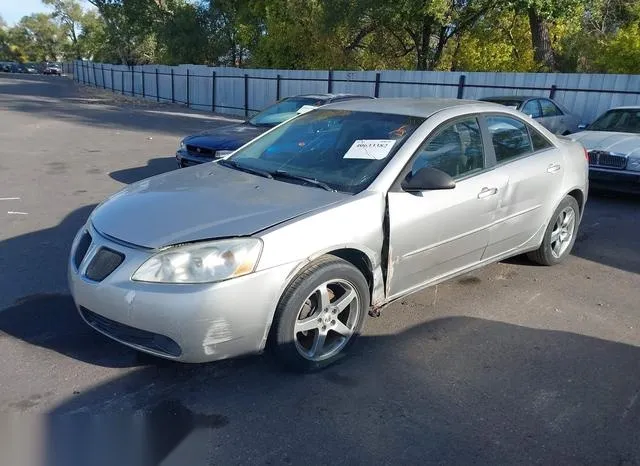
[1,74,639,466]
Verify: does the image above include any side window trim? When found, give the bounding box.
[390,114,491,192]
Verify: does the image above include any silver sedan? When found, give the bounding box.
[69,98,589,372]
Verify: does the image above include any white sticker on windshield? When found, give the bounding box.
[343,139,396,160]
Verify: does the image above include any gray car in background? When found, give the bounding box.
[69,98,588,372]
[480,96,581,135]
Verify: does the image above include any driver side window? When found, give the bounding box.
[411,118,485,179]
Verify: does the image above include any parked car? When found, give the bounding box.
[176,93,374,168]
[570,106,640,193]
[479,96,580,135]
[70,98,588,372]
[43,65,62,75]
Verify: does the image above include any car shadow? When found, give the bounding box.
[38,317,640,466]
[0,204,153,368]
[109,157,178,184]
[572,189,640,274]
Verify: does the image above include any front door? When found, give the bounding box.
[386,117,507,299]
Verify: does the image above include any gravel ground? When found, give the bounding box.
[1,74,639,466]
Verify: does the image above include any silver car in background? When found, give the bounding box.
[571,106,640,194]
[480,96,581,135]
[69,98,588,372]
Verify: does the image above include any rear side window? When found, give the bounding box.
[540,99,562,117]
[522,100,542,118]
[528,126,553,151]
[486,116,533,163]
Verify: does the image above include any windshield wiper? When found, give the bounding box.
[217,159,273,179]
[272,170,335,191]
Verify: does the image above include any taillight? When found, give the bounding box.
[583,147,589,161]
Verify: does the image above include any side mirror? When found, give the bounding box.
[578,124,588,130]
[401,167,456,192]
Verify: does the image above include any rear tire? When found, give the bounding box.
[269,255,369,373]
[528,196,580,266]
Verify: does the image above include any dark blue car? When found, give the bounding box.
[176,93,373,167]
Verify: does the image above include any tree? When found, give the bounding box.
[43,0,85,59]
[10,13,65,61]
[86,0,162,64]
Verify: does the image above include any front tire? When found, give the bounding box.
[269,255,369,372]
[528,195,580,265]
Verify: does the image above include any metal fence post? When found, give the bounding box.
[374,73,381,98]
[549,84,557,99]
[171,68,175,103]
[142,69,146,98]
[81,61,85,84]
[244,74,249,117]
[92,62,96,86]
[156,68,160,102]
[327,69,333,93]
[457,75,466,99]
[110,68,114,93]
[131,67,135,96]
[276,74,281,101]
[101,64,105,89]
[211,71,216,112]
[75,61,79,82]
[121,70,124,95]
[186,69,190,107]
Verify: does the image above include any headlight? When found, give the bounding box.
[216,150,233,157]
[628,157,640,172]
[132,238,262,284]
[178,140,185,150]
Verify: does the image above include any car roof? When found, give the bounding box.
[479,96,538,102]
[317,97,497,118]
[294,93,374,101]
[606,106,640,111]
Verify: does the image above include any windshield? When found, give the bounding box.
[588,109,640,133]
[248,97,324,127]
[227,109,425,193]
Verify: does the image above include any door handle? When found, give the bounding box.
[477,187,498,199]
[547,163,561,173]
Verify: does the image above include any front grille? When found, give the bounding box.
[73,231,92,269]
[186,145,215,158]
[588,150,627,169]
[80,308,182,357]
[85,248,124,281]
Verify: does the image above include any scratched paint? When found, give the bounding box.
[202,319,234,355]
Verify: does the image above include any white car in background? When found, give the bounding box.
[571,106,640,193]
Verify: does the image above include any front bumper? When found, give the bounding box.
[175,149,217,168]
[68,224,298,363]
[589,167,640,194]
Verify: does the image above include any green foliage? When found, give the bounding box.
[1,0,639,73]
[595,21,640,73]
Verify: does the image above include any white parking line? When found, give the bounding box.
[0,197,20,201]
[7,211,28,215]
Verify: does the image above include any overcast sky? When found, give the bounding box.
[0,0,93,26]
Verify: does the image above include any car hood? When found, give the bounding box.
[91,163,350,249]
[571,131,640,157]
[183,123,268,151]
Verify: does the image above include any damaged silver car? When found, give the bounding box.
[69,98,589,372]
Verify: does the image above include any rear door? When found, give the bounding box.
[386,116,508,299]
[482,115,565,259]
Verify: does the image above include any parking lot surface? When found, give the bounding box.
[1,75,639,465]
